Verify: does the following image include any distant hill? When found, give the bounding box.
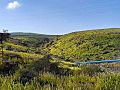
[11,32,40,36]
[10,32,60,48]
[50,28,120,61]
[11,32,60,37]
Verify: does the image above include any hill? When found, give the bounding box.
[50,28,120,61]
[11,32,60,37]
[10,32,60,48]
[11,32,40,36]
[0,29,120,89]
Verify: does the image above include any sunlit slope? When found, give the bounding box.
[50,28,120,61]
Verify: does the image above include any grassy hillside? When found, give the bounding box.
[0,32,60,64]
[50,28,120,61]
[0,29,120,89]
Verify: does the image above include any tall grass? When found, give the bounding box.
[0,72,119,90]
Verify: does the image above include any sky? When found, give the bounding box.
[0,0,120,35]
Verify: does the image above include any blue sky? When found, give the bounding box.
[0,0,120,35]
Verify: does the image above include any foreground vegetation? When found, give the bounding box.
[0,72,120,90]
[0,29,120,90]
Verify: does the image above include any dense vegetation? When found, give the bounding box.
[50,28,120,61]
[0,29,120,90]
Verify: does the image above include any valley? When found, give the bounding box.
[0,28,120,90]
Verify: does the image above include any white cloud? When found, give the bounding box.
[7,1,21,10]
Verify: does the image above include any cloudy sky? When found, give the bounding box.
[0,0,120,34]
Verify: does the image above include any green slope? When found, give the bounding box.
[50,28,120,61]
[0,29,120,90]
[0,32,56,63]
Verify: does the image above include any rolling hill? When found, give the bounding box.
[0,28,120,89]
[0,32,59,63]
[50,28,120,61]
[10,32,60,47]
